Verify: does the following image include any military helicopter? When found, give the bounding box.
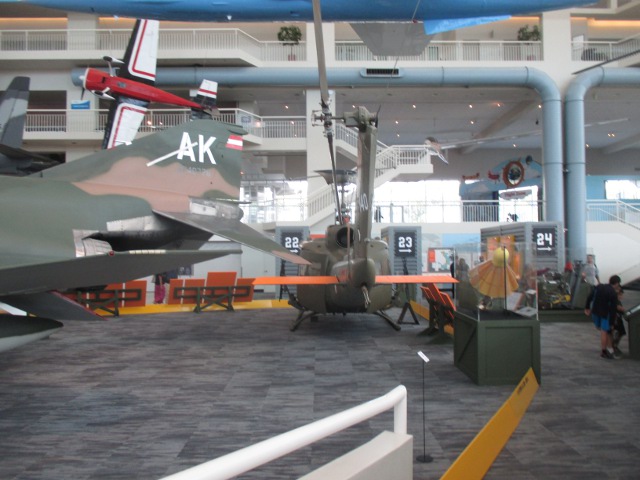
[254,0,455,331]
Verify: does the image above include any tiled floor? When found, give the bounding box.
[1,306,639,479]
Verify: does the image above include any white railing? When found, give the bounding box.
[336,40,542,62]
[1,27,549,64]
[24,108,305,138]
[159,385,407,480]
[586,200,640,229]
[571,33,640,62]
[244,198,543,224]
[0,27,307,62]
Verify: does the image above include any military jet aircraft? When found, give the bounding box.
[81,19,218,149]
[0,119,306,349]
[0,76,60,175]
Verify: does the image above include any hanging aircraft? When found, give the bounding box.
[0,76,60,175]
[0,119,307,349]
[81,19,219,149]
[11,0,594,35]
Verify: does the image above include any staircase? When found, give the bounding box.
[305,124,434,226]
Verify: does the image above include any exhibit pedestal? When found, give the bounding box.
[453,310,541,385]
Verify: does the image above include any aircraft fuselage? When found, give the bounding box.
[83,69,203,109]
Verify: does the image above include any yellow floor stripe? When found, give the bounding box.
[441,368,539,480]
[102,299,293,316]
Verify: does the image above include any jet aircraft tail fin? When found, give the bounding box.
[41,119,245,206]
[0,76,29,149]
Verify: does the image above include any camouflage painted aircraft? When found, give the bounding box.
[0,119,306,349]
[0,76,59,175]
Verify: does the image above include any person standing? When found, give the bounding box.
[582,254,600,287]
[585,275,621,360]
[153,272,168,304]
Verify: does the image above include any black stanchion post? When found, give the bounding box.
[416,351,433,463]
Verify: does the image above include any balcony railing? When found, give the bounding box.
[0,28,306,62]
[0,28,547,63]
[336,40,542,62]
[571,33,640,62]
[24,108,306,138]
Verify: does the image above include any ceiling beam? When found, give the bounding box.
[602,130,640,154]
[460,100,538,154]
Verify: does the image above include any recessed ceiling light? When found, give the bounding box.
[538,104,542,109]
[412,104,417,109]
[513,144,517,148]
[468,104,473,109]
[285,105,289,109]
[586,144,590,148]
[470,120,475,125]
[395,120,399,124]
[608,132,616,137]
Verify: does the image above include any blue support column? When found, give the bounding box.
[565,68,640,261]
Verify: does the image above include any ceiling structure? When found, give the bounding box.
[3,2,640,170]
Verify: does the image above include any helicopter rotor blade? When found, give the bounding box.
[311,0,342,224]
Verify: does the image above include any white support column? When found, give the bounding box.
[541,10,573,88]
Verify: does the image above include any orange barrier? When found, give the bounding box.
[169,272,255,312]
[68,280,147,316]
[168,278,205,305]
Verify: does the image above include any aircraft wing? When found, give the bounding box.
[118,19,159,85]
[102,97,149,149]
[0,249,238,296]
[156,211,309,265]
[101,19,159,149]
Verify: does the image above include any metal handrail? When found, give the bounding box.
[159,385,407,480]
[1,27,550,63]
[586,199,640,230]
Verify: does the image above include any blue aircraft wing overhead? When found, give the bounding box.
[6,0,597,23]
[424,16,511,36]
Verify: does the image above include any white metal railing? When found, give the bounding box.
[586,200,640,229]
[159,385,407,480]
[24,108,305,138]
[571,33,640,62]
[1,27,549,64]
[0,27,307,62]
[336,40,542,62]
[243,198,543,224]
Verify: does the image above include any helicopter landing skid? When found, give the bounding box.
[289,309,317,332]
[375,311,401,331]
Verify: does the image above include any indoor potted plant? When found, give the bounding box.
[277,25,302,60]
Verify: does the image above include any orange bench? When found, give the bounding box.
[169,272,255,312]
[72,280,147,316]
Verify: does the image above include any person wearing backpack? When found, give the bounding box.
[585,275,621,360]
